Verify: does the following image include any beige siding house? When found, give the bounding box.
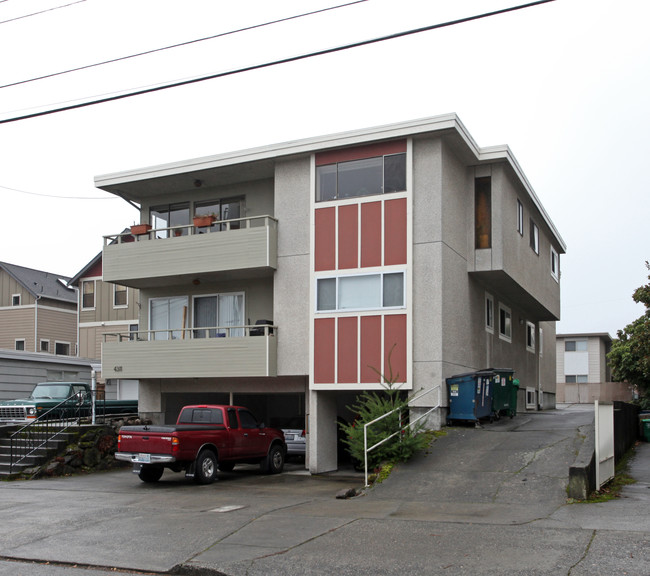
[556,332,633,403]
[69,252,139,400]
[0,261,77,356]
[95,115,565,473]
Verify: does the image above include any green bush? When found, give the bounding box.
[338,348,428,470]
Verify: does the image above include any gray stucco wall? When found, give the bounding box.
[274,157,311,377]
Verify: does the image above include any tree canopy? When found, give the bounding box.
[608,262,650,407]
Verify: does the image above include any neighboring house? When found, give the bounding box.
[556,333,633,403]
[68,252,140,401]
[94,114,565,473]
[0,261,77,356]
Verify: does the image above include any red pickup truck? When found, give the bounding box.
[116,405,286,484]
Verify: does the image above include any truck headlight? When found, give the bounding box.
[26,407,36,416]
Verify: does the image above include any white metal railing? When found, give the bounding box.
[103,215,278,245]
[103,324,275,343]
[363,386,441,487]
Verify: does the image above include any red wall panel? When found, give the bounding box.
[338,204,358,270]
[361,202,382,268]
[384,315,407,385]
[314,318,336,384]
[360,316,382,383]
[337,317,358,383]
[384,198,407,266]
[315,207,336,271]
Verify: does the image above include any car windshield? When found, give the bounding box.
[31,384,71,399]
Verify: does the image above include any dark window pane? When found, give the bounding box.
[338,157,383,198]
[316,165,337,201]
[383,273,404,307]
[317,278,336,311]
[475,177,492,249]
[384,153,406,193]
[238,409,258,429]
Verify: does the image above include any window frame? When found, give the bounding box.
[485,293,494,333]
[565,339,587,352]
[15,339,25,351]
[12,294,21,306]
[498,303,512,343]
[40,339,50,353]
[517,199,524,236]
[315,152,406,202]
[550,246,559,282]
[54,341,71,356]
[113,284,128,308]
[81,280,95,310]
[529,219,539,254]
[526,321,536,353]
[315,271,406,313]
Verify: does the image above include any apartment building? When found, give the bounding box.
[556,332,633,403]
[0,261,77,355]
[68,252,140,400]
[96,114,565,473]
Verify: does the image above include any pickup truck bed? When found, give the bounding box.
[116,404,286,484]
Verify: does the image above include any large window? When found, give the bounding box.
[193,293,244,338]
[475,177,491,249]
[499,304,512,342]
[316,272,405,312]
[150,296,188,340]
[82,280,95,309]
[195,198,243,231]
[316,153,406,202]
[150,202,190,238]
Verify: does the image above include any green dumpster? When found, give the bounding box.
[488,368,516,419]
[642,419,650,442]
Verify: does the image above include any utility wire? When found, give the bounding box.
[1,0,368,89]
[0,0,556,125]
[0,183,115,200]
[0,0,86,25]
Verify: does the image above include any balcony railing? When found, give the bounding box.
[102,324,277,380]
[102,215,278,287]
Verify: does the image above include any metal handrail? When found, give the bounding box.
[103,215,278,245]
[363,386,441,487]
[103,323,276,343]
[8,392,113,474]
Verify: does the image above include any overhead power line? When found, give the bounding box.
[0,0,556,125]
[0,0,86,25]
[0,0,368,89]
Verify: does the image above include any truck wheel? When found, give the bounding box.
[139,465,164,483]
[262,444,284,475]
[194,450,218,484]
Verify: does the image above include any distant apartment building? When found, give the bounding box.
[556,332,633,403]
[68,252,139,401]
[95,114,565,473]
[0,261,77,355]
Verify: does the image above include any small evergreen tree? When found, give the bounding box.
[338,346,429,470]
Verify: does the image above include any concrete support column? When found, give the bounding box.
[308,390,338,474]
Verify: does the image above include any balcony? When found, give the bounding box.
[103,215,278,288]
[102,324,277,380]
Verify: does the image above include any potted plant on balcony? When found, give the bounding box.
[193,213,218,227]
[130,223,152,235]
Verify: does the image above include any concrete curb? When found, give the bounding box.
[567,423,596,500]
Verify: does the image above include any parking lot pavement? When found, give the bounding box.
[0,406,648,576]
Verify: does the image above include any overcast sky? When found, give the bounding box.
[1,0,648,337]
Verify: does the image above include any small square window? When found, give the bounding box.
[15,339,25,351]
[12,294,21,306]
[40,340,49,353]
